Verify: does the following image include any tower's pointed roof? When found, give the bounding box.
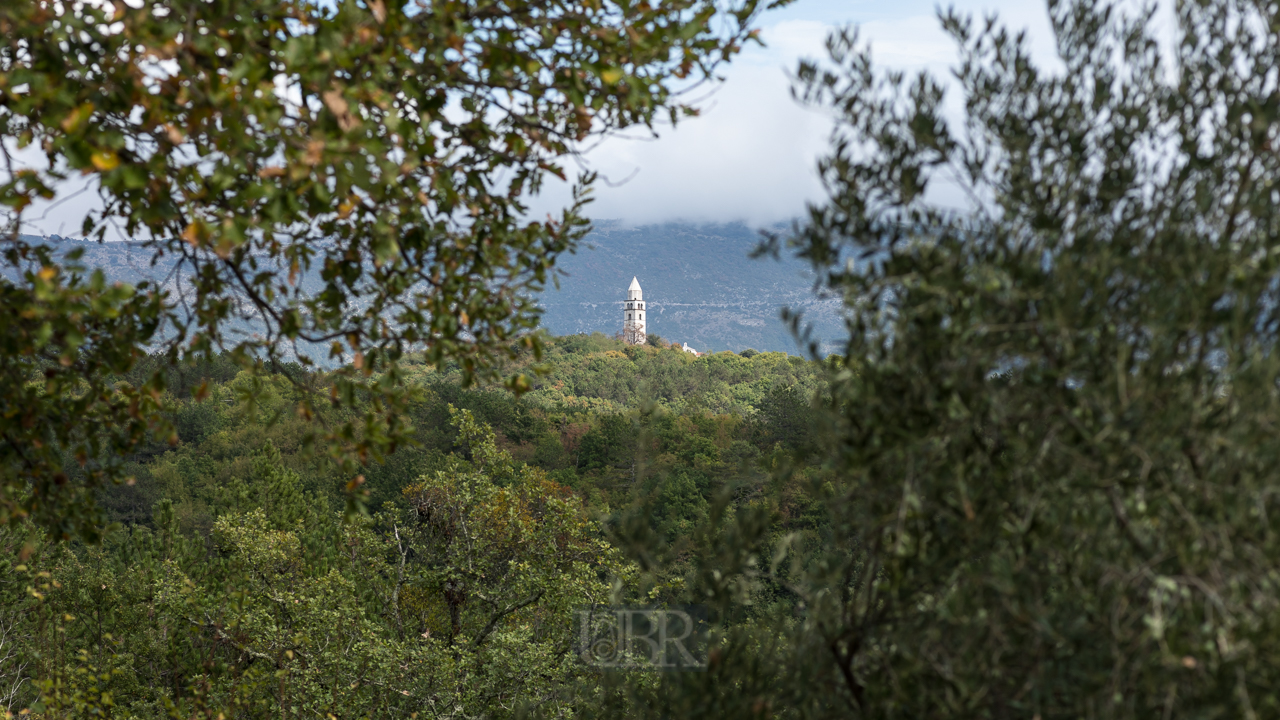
[629,276,641,291]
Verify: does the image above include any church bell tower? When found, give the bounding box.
[623,276,646,345]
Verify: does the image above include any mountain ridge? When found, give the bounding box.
[537,222,843,354]
[8,222,846,355]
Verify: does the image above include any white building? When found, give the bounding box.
[623,276,646,345]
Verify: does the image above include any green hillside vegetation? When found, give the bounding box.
[4,410,628,719]
[103,333,825,527]
[0,335,828,717]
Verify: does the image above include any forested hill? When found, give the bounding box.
[538,222,843,354]
[101,332,828,528]
[13,222,844,355]
[7,335,830,718]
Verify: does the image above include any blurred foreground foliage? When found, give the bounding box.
[605,0,1280,717]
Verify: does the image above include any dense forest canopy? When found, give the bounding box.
[8,0,1280,717]
[0,336,828,717]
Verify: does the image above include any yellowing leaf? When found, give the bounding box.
[213,237,236,259]
[304,140,325,166]
[60,103,94,134]
[322,90,349,117]
[181,222,204,247]
[323,89,361,132]
[601,68,623,84]
[163,124,186,145]
[90,150,120,172]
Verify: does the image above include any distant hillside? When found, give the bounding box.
[8,223,846,356]
[537,222,843,354]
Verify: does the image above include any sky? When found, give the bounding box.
[530,0,1064,227]
[17,0,1079,237]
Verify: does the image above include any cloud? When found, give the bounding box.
[530,20,836,228]
[15,1,1118,236]
[534,1,1062,226]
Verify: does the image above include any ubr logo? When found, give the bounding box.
[575,606,708,670]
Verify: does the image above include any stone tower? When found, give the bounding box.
[623,276,647,345]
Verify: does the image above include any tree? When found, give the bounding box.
[576,414,633,472]
[397,408,627,716]
[622,320,647,346]
[15,408,626,718]
[612,1,1280,717]
[0,527,28,715]
[0,0,782,539]
[750,383,814,456]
